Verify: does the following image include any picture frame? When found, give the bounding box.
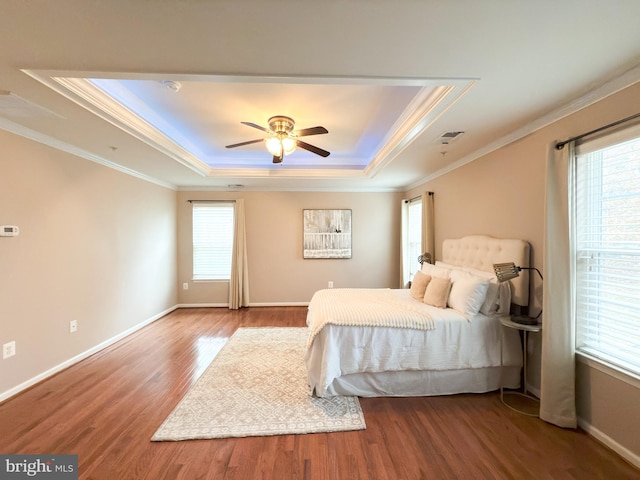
[303,209,352,259]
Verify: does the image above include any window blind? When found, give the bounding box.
[192,202,234,280]
[574,130,640,376]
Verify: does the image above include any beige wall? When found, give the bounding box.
[177,190,403,305]
[0,130,178,397]
[407,81,640,461]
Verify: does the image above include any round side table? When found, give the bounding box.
[500,316,542,416]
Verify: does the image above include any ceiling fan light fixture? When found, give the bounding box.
[281,136,296,154]
[226,115,328,162]
[265,135,296,157]
[265,137,283,156]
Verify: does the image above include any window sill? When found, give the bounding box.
[576,352,640,390]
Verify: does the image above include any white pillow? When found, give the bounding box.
[447,272,490,317]
[421,263,452,279]
[463,266,510,315]
[440,263,502,315]
[435,261,464,271]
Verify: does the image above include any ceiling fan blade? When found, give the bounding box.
[272,154,283,164]
[225,139,264,149]
[296,139,330,157]
[294,126,328,137]
[241,121,271,133]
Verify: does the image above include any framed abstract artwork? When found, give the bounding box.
[303,209,352,259]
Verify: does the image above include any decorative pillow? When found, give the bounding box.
[421,263,452,279]
[410,271,432,300]
[423,276,452,308]
[448,272,490,317]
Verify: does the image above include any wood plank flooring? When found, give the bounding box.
[0,307,637,479]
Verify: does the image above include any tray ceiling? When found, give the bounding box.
[1,1,639,191]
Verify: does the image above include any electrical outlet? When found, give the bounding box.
[3,341,16,359]
[328,281,334,288]
[69,320,78,333]
[183,282,189,290]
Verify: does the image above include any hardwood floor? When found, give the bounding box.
[0,307,637,479]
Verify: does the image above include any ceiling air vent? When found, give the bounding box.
[435,131,465,145]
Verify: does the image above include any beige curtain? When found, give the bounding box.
[540,142,577,428]
[421,192,435,262]
[228,199,250,309]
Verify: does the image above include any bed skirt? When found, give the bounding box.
[312,366,521,398]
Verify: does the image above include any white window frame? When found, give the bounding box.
[402,198,422,285]
[573,124,640,379]
[192,202,235,281]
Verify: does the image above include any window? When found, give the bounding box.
[402,198,422,284]
[574,127,640,376]
[192,202,234,280]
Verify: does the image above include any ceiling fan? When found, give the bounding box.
[225,115,330,164]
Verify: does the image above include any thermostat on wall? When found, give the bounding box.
[1,226,19,236]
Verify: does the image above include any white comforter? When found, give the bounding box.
[307,288,435,347]
[305,289,522,397]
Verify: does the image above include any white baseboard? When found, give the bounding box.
[248,302,309,307]
[578,417,640,469]
[0,305,178,403]
[526,384,541,399]
[177,302,309,308]
[177,303,229,308]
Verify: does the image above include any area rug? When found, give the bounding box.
[151,327,365,440]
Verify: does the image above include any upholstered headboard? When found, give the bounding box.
[442,235,531,307]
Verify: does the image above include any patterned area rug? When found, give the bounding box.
[151,327,366,440]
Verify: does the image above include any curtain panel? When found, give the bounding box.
[421,192,435,263]
[228,199,250,309]
[540,141,577,428]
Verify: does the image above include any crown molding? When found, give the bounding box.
[366,81,475,178]
[22,71,212,177]
[0,117,176,190]
[406,64,640,191]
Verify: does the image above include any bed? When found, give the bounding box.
[305,235,530,397]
